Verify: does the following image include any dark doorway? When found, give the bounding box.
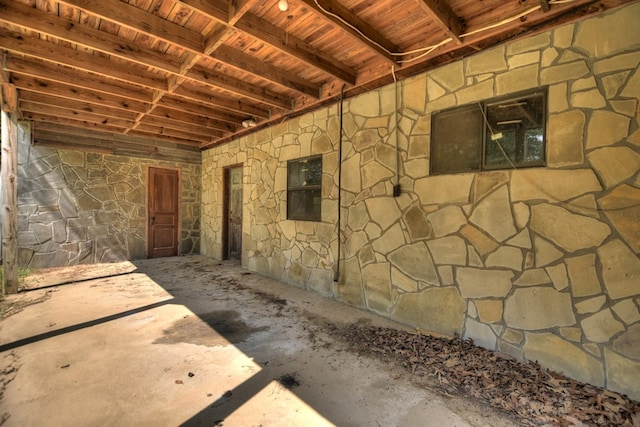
[148,167,179,258]
[224,166,243,261]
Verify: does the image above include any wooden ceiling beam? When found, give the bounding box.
[414,0,463,44]
[34,123,202,151]
[0,29,168,91]
[19,91,139,121]
[21,101,136,128]
[24,112,130,133]
[0,0,182,74]
[157,96,248,126]
[177,0,228,22]
[298,0,399,65]
[129,127,212,146]
[236,13,357,85]
[11,74,151,113]
[4,55,154,104]
[211,45,320,98]
[133,123,214,143]
[138,114,225,139]
[228,0,257,25]
[153,104,238,131]
[56,0,205,54]
[171,84,271,119]
[0,82,19,115]
[186,64,292,110]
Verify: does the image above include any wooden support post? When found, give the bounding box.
[1,109,19,294]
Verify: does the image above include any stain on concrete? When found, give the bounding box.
[154,310,269,347]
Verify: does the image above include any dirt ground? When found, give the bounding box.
[0,255,520,426]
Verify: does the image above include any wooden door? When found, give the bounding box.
[148,167,179,258]
[225,167,243,260]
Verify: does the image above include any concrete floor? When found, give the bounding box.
[0,255,515,426]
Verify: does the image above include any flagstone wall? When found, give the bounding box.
[17,143,201,268]
[202,3,640,400]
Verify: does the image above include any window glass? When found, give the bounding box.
[287,156,322,221]
[431,89,546,174]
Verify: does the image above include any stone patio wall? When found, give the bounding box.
[17,142,201,268]
[202,3,640,400]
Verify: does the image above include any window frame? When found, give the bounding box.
[286,155,323,222]
[430,88,547,175]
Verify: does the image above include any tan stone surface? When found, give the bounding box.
[391,267,418,293]
[540,61,589,85]
[513,269,551,286]
[469,185,516,242]
[575,295,607,314]
[612,299,640,325]
[524,333,604,386]
[560,327,582,342]
[363,262,392,314]
[365,197,401,230]
[349,91,380,117]
[531,204,610,253]
[486,246,523,271]
[429,61,465,92]
[457,267,513,298]
[593,52,640,75]
[388,242,438,284]
[570,88,607,109]
[475,299,503,324]
[507,229,531,249]
[372,223,406,254]
[620,67,640,98]
[504,288,575,330]
[534,236,563,268]
[605,348,640,401]
[546,263,569,291]
[589,146,640,188]
[598,184,640,253]
[464,318,497,350]
[548,83,568,113]
[428,206,467,237]
[547,110,585,166]
[465,46,507,76]
[508,51,541,69]
[460,224,499,256]
[510,169,602,202]
[574,1,640,57]
[415,174,473,205]
[567,254,601,297]
[392,287,466,336]
[581,309,625,343]
[598,239,640,300]
[496,64,539,95]
[403,204,433,240]
[612,324,640,359]
[428,236,467,266]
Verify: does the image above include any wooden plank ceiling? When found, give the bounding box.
[0,0,635,152]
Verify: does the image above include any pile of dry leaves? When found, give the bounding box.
[339,325,640,426]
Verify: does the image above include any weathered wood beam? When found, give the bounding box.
[34,123,202,152]
[178,0,228,22]
[57,0,205,54]
[298,0,399,65]
[539,0,550,12]
[171,85,271,119]
[414,0,463,44]
[211,45,320,98]
[228,0,257,25]
[11,74,150,113]
[24,112,130,134]
[1,109,19,294]
[128,128,211,147]
[19,92,140,121]
[186,64,292,110]
[236,13,357,85]
[0,0,182,74]
[157,96,247,126]
[134,123,214,143]
[152,104,238,132]
[0,29,168,91]
[5,55,154,104]
[140,114,226,138]
[21,101,136,128]
[0,83,19,115]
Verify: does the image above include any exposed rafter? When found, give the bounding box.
[414,0,463,44]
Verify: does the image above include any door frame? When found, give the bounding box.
[146,166,181,258]
[222,164,243,260]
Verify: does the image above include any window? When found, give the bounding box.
[287,155,322,221]
[431,89,546,174]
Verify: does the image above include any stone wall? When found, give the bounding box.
[201,3,640,400]
[17,141,201,268]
